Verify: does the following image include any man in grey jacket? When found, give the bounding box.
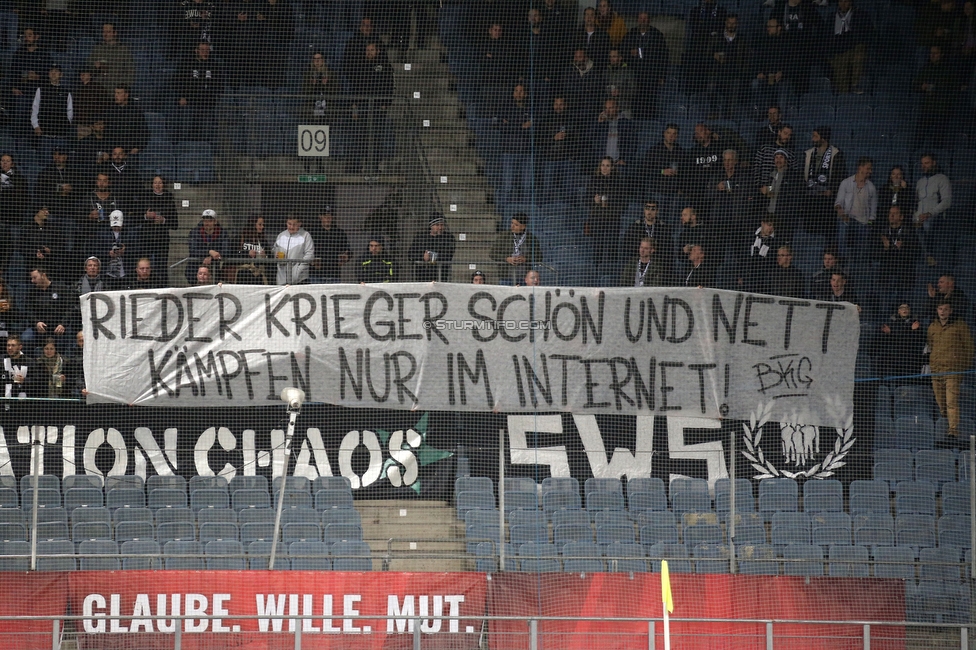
[914,153,952,267]
[273,216,315,285]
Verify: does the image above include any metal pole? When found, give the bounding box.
[50,619,58,650]
[648,620,655,650]
[294,621,302,650]
[766,622,773,650]
[961,627,968,650]
[499,428,506,572]
[413,616,421,650]
[729,426,736,574]
[174,622,182,650]
[269,409,299,570]
[863,623,870,650]
[969,435,974,575]
[529,619,538,650]
[29,426,42,571]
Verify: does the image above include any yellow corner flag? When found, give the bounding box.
[661,559,674,613]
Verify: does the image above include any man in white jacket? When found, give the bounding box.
[274,217,315,285]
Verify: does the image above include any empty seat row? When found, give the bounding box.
[0,539,373,571]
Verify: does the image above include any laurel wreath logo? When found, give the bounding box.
[741,401,856,480]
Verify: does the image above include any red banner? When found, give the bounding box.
[487,574,906,650]
[0,573,69,650]
[67,571,487,649]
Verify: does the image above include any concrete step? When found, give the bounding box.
[358,500,469,572]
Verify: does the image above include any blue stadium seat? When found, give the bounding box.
[758,478,798,521]
[324,523,363,544]
[914,450,956,488]
[156,507,194,525]
[503,491,538,512]
[21,475,60,494]
[272,477,311,494]
[872,545,916,579]
[0,510,24,525]
[106,488,145,510]
[465,509,500,528]
[189,476,229,492]
[919,546,962,582]
[849,480,891,516]
[115,521,155,544]
[811,512,852,548]
[562,541,605,573]
[289,541,332,570]
[206,540,246,570]
[196,508,237,526]
[0,522,26,542]
[828,545,869,577]
[456,477,494,496]
[71,521,112,543]
[0,488,18,509]
[232,489,272,511]
[693,543,730,574]
[157,521,196,544]
[474,541,499,573]
[0,541,30,571]
[518,542,561,573]
[937,515,971,549]
[466,523,501,554]
[646,543,692,573]
[456,491,495,518]
[331,541,373,571]
[511,524,550,546]
[72,506,111,527]
[541,477,579,495]
[854,513,896,548]
[771,512,812,551]
[509,509,546,528]
[175,141,216,183]
[105,476,144,492]
[199,522,241,543]
[22,488,62,510]
[315,489,354,511]
[604,542,646,573]
[628,489,668,514]
[586,490,625,512]
[894,481,936,516]
[893,417,935,450]
[895,515,937,554]
[738,544,778,575]
[247,541,288,570]
[164,540,205,570]
[191,488,230,511]
[802,479,843,513]
[230,476,269,493]
[584,478,623,495]
[782,544,824,577]
[62,476,103,492]
[149,488,188,510]
[596,524,636,546]
[121,540,162,571]
[542,490,582,519]
[553,523,593,547]
[239,509,275,525]
[281,521,322,544]
[312,476,353,493]
[147,476,187,493]
[639,511,680,546]
[79,540,121,571]
[715,478,756,519]
[672,491,712,517]
[274,490,313,511]
[37,539,76,571]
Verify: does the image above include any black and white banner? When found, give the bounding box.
[82,284,858,428]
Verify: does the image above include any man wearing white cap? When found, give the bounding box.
[187,208,229,284]
[273,215,315,285]
[97,209,139,285]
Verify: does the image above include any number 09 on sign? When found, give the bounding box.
[298,125,330,157]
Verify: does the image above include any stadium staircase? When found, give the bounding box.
[359,499,468,571]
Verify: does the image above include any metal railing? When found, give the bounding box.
[0,613,972,650]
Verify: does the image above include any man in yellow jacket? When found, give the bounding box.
[928,300,974,442]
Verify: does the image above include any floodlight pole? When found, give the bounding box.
[269,388,304,570]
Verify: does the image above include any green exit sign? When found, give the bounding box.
[298,175,327,183]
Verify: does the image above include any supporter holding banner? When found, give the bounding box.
[81,284,858,428]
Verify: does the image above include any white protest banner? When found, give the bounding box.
[82,284,858,427]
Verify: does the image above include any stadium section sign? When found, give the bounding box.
[83,285,857,428]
